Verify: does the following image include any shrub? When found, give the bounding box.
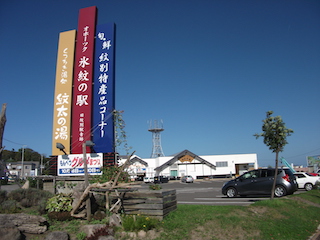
[0,200,20,213]
[8,188,54,208]
[76,231,87,240]
[0,190,7,204]
[85,225,114,240]
[90,165,130,184]
[26,177,43,189]
[121,214,161,232]
[37,198,48,215]
[20,198,32,208]
[46,193,73,213]
[149,184,162,190]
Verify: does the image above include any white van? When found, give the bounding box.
[143,177,154,183]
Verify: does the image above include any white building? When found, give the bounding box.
[120,149,258,180]
[6,161,40,178]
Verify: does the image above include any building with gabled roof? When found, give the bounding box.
[120,149,258,180]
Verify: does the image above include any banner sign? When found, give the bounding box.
[92,23,116,153]
[52,30,76,155]
[57,153,103,176]
[71,6,97,154]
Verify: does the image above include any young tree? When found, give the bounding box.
[254,111,294,199]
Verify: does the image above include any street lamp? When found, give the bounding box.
[82,140,95,221]
[56,143,67,155]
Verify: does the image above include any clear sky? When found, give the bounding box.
[0,0,319,167]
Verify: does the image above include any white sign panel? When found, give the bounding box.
[58,153,103,176]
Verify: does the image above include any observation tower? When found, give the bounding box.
[148,120,165,158]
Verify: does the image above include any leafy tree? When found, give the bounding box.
[90,165,130,184]
[113,110,132,155]
[2,148,44,162]
[254,111,294,199]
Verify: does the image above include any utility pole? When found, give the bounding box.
[0,104,7,185]
[21,145,26,179]
[0,104,7,158]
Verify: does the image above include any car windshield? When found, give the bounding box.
[240,170,259,179]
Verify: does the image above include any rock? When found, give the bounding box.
[0,223,23,240]
[0,213,47,234]
[45,231,69,240]
[146,229,159,239]
[48,211,73,221]
[93,210,106,220]
[97,236,116,240]
[127,232,137,238]
[21,180,29,189]
[109,213,121,227]
[137,230,147,238]
[80,224,107,238]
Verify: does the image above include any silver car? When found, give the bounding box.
[181,175,194,183]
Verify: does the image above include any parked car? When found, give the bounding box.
[143,177,154,183]
[135,176,144,181]
[154,176,169,184]
[8,175,18,182]
[181,175,194,183]
[169,176,177,180]
[222,168,298,198]
[308,172,319,176]
[293,172,320,191]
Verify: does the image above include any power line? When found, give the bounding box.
[286,147,320,159]
[3,138,26,146]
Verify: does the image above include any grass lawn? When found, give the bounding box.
[11,189,320,240]
[154,190,320,240]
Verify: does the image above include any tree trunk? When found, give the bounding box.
[270,151,279,200]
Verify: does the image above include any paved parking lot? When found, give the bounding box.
[0,184,20,192]
[141,178,305,205]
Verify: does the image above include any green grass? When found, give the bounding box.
[154,190,320,240]
[11,189,320,240]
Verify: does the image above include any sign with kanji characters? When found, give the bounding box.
[92,23,116,153]
[179,155,194,163]
[57,153,103,176]
[52,6,116,170]
[52,30,76,155]
[71,6,97,154]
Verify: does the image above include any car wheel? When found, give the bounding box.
[304,183,313,191]
[226,187,237,198]
[274,185,286,197]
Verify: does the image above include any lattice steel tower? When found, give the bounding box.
[148,120,165,158]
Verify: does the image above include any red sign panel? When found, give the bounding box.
[71,6,97,153]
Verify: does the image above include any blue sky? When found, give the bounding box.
[0,0,319,167]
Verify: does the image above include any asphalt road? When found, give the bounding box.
[140,178,304,206]
[1,179,305,206]
[0,183,20,192]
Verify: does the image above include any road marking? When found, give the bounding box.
[178,201,253,205]
[176,187,215,193]
[195,197,269,201]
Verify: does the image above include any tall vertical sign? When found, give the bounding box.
[71,6,97,154]
[52,30,76,156]
[92,23,116,153]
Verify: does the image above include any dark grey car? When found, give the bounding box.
[222,168,298,198]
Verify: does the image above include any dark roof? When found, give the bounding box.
[129,156,148,167]
[154,149,216,172]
